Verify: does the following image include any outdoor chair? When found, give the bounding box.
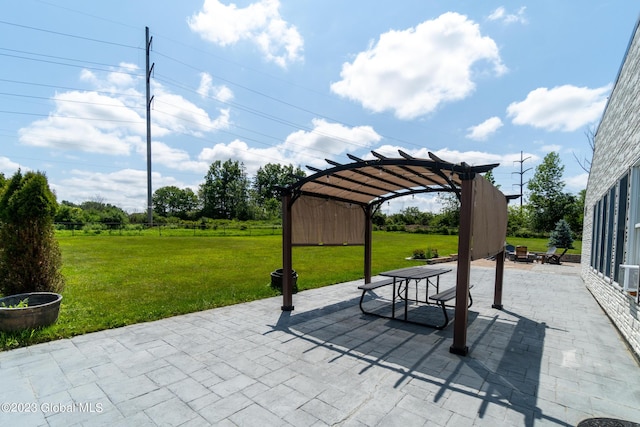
[505,244,516,261]
[514,246,531,262]
[541,246,563,264]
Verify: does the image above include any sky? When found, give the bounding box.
[1,0,638,214]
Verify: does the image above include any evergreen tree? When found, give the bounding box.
[0,171,64,295]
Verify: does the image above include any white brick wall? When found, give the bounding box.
[583,19,640,359]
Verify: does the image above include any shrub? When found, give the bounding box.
[412,249,426,259]
[0,171,65,295]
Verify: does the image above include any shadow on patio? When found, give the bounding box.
[266,263,638,426]
[270,295,565,427]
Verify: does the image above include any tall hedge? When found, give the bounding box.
[0,171,64,296]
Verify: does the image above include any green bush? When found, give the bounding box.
[0,171,64,295]
[412,249,426,259]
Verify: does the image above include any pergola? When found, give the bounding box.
[279,150,509,355]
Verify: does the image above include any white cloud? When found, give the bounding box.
[540,144,562,153]
[0,156,23,176]
[330,12,506,120]
[565,172,588,192]
[197,72,234,102]
[466,116,503,141]
[18,65,230,155]
[53,169,187,212]
[284,119,381,159]
[19,90,145,155]
[197,119,382,175]
[199,139,284,176]
[487,6,527,24]
[149,141,210,173]
[507,84,611,132]
[152,84,231,137]
[188,0,303,68]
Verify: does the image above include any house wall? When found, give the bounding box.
[582,18,640,358]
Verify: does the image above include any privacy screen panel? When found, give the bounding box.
[470,175,508,260]
[291,195,365,245]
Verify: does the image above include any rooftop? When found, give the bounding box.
[1,261,639,426]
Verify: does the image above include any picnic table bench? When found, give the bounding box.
[357,267,472,329]
[428,285,474,329]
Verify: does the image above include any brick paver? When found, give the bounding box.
[1,261,639,426]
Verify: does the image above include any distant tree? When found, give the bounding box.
[0,171,64,295]
[54,201,85,226]
[253,163,305,204]
[153,186,199,220]
[527,152,568,232]
[436,192,460,227]
[564,189,585,236]
[372,210,386,228]
[80,200,128,227]
[0,172,6,192]
[251,163,305,219]
[399,206,422,224]
[507,204,532,236]
[483,170,500,188]
[200,160,251,220]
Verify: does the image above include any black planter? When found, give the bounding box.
[270,269,298,293]
[0,292,62,332]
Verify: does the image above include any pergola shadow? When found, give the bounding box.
[268,295,569,427]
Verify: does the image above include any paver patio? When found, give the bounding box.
[1,261,639,426]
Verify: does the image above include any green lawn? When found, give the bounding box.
[0,232,581,350]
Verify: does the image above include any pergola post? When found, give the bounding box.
[281,192,294,311]
[492,250,505,309]
[450,177,474,356]
[364,205,373,284]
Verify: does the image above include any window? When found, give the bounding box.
[591,172,630,280]
[592,168,640,301]
[614,173,628,282]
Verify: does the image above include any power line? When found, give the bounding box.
[0,52,143,78]
[0,110,143,124]
[33,0,140,32]
[0,92,145,112]
[0,78,145,99]
[153,50,420,149]
[0,19,141,50]
[0,47,140,71]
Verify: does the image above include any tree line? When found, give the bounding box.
[380,153,584,239]
[3,152,583,237]
[52,160,305,227]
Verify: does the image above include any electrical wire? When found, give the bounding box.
[0,19,141,50]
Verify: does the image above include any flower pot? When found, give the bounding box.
[270,269,298,293]
[0,292,62,332]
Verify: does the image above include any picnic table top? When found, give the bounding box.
[379,266,452,279]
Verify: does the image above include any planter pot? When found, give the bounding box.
[270,269,298,294]
[0,292,62,332]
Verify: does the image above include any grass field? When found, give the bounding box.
[0,232,581,350]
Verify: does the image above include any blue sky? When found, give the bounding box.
[1,1,638,213]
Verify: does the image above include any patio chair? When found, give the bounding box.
[541,246,563,264]
[514,246,530,262]
[505,244,516,261]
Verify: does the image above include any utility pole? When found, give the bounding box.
[146,26,155,225]
[512,150,531,209]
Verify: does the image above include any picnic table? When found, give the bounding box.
[358,266,472,329]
